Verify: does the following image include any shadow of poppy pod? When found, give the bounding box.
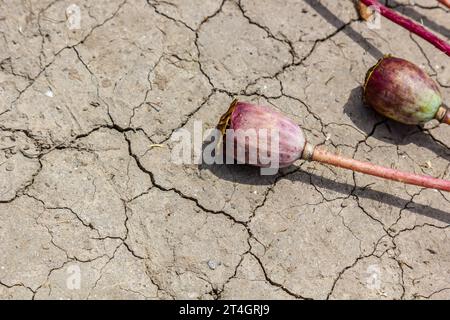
[217,100,306,168]
[364,55,448,125]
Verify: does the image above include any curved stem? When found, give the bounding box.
[311,146,450,192]
[359,0,450,56]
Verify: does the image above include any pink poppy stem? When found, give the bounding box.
[310,146,450,192]
[359,0,450,56]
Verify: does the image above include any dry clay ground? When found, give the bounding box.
[0,0,449,300]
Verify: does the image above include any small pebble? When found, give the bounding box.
[207,260,218,270]
[45,89,54,98]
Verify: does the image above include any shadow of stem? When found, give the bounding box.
[201,159,450,225]
[303,0,384,59]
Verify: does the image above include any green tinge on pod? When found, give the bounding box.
[364,55,443,125]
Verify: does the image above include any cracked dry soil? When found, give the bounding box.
[0,0,449,300]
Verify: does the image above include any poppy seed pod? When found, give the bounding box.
[217,100,306,168]
[217,100,450,192]
[364,56,448,125]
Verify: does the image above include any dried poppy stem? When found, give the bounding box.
[359,0,450,56]
[437,0,450,9]
[303,143,450,192]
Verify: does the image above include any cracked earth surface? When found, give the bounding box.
[0,0,449,300]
